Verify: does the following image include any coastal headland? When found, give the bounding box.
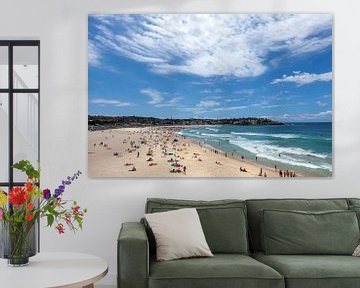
[88,115,283,131]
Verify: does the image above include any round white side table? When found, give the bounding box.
[0,252,108,288]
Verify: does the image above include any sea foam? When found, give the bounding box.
[180,123,332,173]
[229,137,330,170]
[231,132,301,139]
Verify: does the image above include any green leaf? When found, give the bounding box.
[47,214,54,227]
[75,216,83,230]
[47,206,60,217]
[12,160,40,180]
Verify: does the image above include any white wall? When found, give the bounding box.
[1,0,360,286]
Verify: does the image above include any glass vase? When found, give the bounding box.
[0,220,37,266]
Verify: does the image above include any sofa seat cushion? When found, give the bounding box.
[149,254,284,288]
[252,252,360,288]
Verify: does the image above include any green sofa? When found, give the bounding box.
[118,198,360,288]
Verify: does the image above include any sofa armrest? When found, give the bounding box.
[118,222,149,288]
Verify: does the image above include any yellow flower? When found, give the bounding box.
[0,190,7,206]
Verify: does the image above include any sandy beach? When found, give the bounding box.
[88,126,303,178]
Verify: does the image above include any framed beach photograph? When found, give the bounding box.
[88,14,333,178]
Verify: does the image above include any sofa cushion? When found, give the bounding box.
[252,252,360,288]
[149,254,284,288]
[349,205,360,228]
[346,199,360,229]
[347,198,360,207]
[145,208,213,261]
[261,209,359,255]
[146,198,248,254]
[246,198,349,252]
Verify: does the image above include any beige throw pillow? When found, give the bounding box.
[353,244,360,256]
[145,208,213,261]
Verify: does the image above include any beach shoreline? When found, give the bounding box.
[88,126,309,178]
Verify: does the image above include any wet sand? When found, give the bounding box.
[88,126,303,178]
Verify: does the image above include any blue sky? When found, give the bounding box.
[88,14,332,122]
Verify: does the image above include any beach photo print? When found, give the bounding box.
[88,14,333,178]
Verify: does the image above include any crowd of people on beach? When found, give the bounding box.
[89,128,301,177]
[279,169,296,177]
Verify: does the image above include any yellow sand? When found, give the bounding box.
[88,126,302,178]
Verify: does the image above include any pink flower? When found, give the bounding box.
[0,208,3,220]
[72,205,80,215]
[56,223,65,234]
[65,214,71,225]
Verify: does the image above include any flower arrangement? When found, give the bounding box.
[0,160,87,265]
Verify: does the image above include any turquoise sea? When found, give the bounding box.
[178,122,332,176]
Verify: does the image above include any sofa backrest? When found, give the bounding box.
[348,198,360,207]
[145,198,249,255]
[245,198,349,252]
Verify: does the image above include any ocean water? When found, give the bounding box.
[178,123,332,176]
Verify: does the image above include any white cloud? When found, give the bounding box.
[316,100,327,107]
[290,36,332,56]
[298,110,332,120]
[91,98,132,107]
[141,88,181,107]
[204,95,223,100]
[202,88,223,95]
[224,98,244,103]
[317,110,332,117]
[180,99,221,115]
[254,104,280,109]
[181,106,209,115]
[184,98,279,114]
[272,110,332,121]
[234,89,255,95]
[271,71,332,86]
[320,94,332,99]
[141,88,164,105]
[213,105,248,112]
[197,100,221,108]
[89,14,332,78]
[155,97,182,107]
[88,40,101,66]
